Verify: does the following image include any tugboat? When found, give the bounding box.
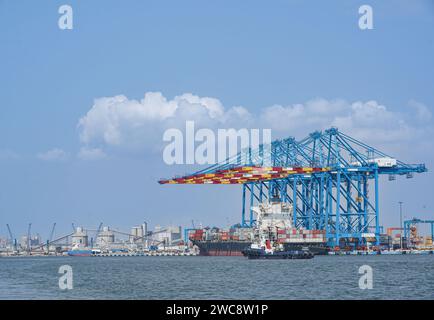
[242,188,314,260]
[242,240,314,259]
[242,235,314,259]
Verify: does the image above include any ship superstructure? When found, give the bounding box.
[191,190,328,255]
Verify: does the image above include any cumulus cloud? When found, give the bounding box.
[260,99,434,160]
[77,147,107,160]
[37,148,68,161]
[262,99,433,146]
[77,92,433,160]
[261,99,414,140]
[77,92,251,151]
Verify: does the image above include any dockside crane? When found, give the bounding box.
[27,223,32,253]
[6,224,17,252]
[404,218,434,247]
[93,222,103,247]
[160,127,428,247]
[44,223,57,253]
[49,223,56,243]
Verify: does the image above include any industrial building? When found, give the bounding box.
[153,225,182,246]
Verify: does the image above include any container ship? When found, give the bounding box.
[189,195,329,256]
[192,238,328,256]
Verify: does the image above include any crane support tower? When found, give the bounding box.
[404,218,434,244]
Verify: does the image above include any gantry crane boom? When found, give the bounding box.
[49,223,56,242]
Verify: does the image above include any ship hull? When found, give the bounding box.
[192,240,250,256]
[193,240,329,256]
[67,250,93,257]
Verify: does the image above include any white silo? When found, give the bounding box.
[97,226,115,246]
[71,227,88,247]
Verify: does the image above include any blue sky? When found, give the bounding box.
[1,0,433,239]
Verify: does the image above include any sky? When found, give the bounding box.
[0,0,433,239]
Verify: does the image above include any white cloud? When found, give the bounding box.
[37,148,68,161]
[259,99,434,161]
[77,92,251,151]
[77,147,107,160]
[408,100,432,122]
[77,92,433,160]
[260,99,348,133]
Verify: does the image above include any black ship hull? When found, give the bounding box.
[193,240,329,256]
[192,240,250,256]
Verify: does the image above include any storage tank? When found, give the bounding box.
[72,227,88,247]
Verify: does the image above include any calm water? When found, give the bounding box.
[0,255,433,300]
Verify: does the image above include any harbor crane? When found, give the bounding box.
[92,222,103,247]
[27,223,32,253]
[6,224,17,251]
[404,218,434,246]
[49,223,56,243]
[160,127,427,247]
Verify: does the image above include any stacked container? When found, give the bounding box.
[276,228,326,244]
[189,229,204,241]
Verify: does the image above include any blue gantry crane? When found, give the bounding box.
[160,127,427,247]
[404,218,434,245]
